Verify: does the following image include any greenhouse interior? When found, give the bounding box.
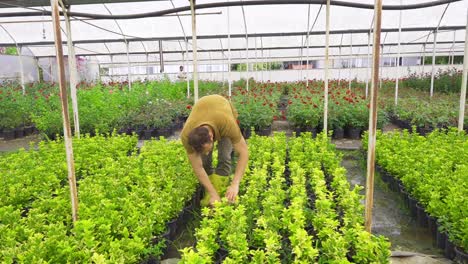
[0,0,467,263]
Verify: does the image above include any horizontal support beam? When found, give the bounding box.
[0,26,464,47]
[0,0,461,17]
[33,40,465,58]
[96,50,465,66]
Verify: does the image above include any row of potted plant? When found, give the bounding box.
[181,132,391,263]
[366,129,467,260]
[0,80,226,140]
[0,134,198,263]
[289,133,391,262]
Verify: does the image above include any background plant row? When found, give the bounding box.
[180,133,391,263]
[0,134,198,263]
[0,78,466,138]
[364,129,468,251]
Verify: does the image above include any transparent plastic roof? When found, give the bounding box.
[0,0,465,64]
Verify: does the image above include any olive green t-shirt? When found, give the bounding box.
[181,94,242,154]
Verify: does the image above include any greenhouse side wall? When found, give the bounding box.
[0,54,39,83]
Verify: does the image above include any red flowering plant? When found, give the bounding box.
[286,88,323,130]
[232,86,280,130]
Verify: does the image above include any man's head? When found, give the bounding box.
[179,65,184,72]
[188,126,213,155]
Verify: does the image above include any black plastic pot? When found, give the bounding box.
[436,229,447,250]
[241,127,252,139]
[347,127,361,139]
[255,126,272,136]
[381,171,390,183]
[455,247,468,264]
[428,215,438,241]
[215,247,229,264]
[445,237,456,259]
[14,127,25,138]
[408,196,418,217]
[400,187,409,208]
[156,127,172,138]
[117,128,126,135]
[3,128,15,140]
[24,126,34,136]
[143,128,154,140]
[332,127,344,139]
[416,204,428,228]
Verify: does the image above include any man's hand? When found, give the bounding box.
[225,183,239,203]
[209,191,221,205]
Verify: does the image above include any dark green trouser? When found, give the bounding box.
[201,137,233,176]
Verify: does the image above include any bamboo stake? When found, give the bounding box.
[365,0,382,233]
[50,0,78,223]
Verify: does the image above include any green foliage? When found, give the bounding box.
[181,133,391,263]
[368,129,468,250]
[0,135,198,263]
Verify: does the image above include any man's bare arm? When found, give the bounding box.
[225,137,249,202]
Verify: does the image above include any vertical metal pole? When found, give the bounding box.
[18,46,25,94]
[159,40,164,73]
[395,1,402,106]
[300,37,304,81]
[338,34,344,86]
[421,44,426,75]
[261,37,264,82]
[50,0,78,223]
[190,0,199,102]
[64,8,80,137]
[348,33,353,90]
[430,30,437,97]
[458,12,467,131]
[110,55,114,82]
[227,3,232,98]
[246,36,249,91]
[380,44,383,90]
[268,48,272,81]
[146,54,149,81]
[450,30,456,65]
[209,52,213,80]
[305,4,311,87]
[366,32,371,98]
[323,0,330,134]
[185,40,190,98]
[365,0,382,233]
[126,42,131,90]
[254,37,258,81]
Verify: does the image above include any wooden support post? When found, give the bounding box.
[365,0,382,233]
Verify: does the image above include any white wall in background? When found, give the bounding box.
[0,54,39,83]
[37,57,100,83]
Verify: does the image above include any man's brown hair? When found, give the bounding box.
[188,126,212,153]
